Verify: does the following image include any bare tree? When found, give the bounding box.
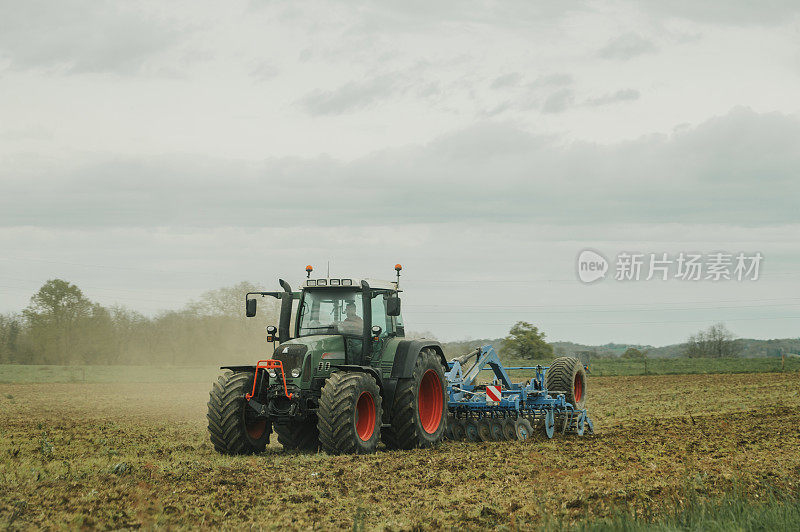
[685,323,740,358]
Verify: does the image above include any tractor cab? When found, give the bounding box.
[297,279,404,338]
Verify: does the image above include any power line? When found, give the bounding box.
[407,303,800,314]
[408,315,800,327]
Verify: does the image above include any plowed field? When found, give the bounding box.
[1,372,798,529]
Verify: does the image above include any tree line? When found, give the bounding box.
[0,279,280,366]
[0,280,746,365]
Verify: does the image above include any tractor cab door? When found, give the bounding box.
[367,290,403,361]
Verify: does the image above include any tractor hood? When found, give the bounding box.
[274,335,347,386]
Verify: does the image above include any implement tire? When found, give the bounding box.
[207,371,269,455]
[546,356,587,409]
[383,348,448,450]
[274,420,319,452]
[317,372,382,455]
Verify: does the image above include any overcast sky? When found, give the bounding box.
[1,1,799,345]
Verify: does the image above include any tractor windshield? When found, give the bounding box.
[297,288,364,337]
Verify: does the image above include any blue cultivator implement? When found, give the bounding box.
[444,346,595,441]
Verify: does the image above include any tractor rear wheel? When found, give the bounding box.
[207,371,269,455]
[382,348,448,449]
[274,419,319,452]
[317,372,382,454]
[546,357,587,409]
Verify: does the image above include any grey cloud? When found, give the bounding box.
[541,89,574,113]
[299,74,405,115]
[530,74,573,88]
[0,1,181,74]
[3,108,798,229]
[639,0,800,26]
[597,33,657,60]
[586,89,640,106]
[491,72,523,89]
[328,1,589,33]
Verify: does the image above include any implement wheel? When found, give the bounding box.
[382,348,448,449]
[451,419,466,441]
[515,418,533,440]
[464,419,480,442]
[274,419,319,452]
[477,419,492,441]
[546,357,587,408]
[490,420,504,441]
[318,372,382,454]
[502,419,518,440]
[207,371,269,455]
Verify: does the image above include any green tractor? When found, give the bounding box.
[207,265,449,455]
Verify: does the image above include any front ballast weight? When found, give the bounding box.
[444,345,594,441]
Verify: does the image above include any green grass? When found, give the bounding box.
[587,356,800,376]
[547,484,800,532]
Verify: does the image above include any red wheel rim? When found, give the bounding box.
[418,369,443,434]
[574,374,583,402]
[355,392,376,441]
[246,419,267,439]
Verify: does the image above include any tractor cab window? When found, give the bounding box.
[298,288,364,337]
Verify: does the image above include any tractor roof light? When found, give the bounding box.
[341,279,352,286]
[329,279,340,286]
[317,279,327,286]
[306,279,317,286]
[305,265,313,278]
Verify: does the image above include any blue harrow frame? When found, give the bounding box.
[444,345,594,440]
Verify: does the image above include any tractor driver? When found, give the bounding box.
[340,301,363,333]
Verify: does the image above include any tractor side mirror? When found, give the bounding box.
[246,298,257,317]
[386,296,401,316]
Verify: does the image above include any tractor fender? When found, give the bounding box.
[390,340,447,379]
[329,364,383,392]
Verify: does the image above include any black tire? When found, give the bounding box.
[207,371,269,455]
[451,419,466,441]
[477,419,493,442]
[515,417,533,440]
[502,419,517,440]
[490,420,504,441]
[317,372,382,455]
[382,348,448,450]
[274,419,319,452]
[444,414,457,440]
[464,419,480,442]
[546,357,587,409]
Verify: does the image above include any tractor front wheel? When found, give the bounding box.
[317,372,382,454]
[207,371,269,455]
[383,348,448,449]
